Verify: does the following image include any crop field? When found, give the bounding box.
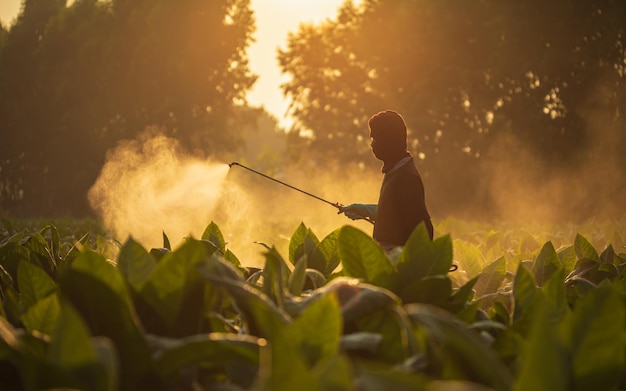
[0,216,625,390]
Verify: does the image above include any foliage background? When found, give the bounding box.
[0,0,624,227]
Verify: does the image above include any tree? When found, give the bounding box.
[278,0,626,220]
[0,0,257,217]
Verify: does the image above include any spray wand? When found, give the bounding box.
[228,161,373,224]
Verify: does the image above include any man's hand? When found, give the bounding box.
[338,203,377,221]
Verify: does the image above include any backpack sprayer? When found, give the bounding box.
[228,161,374,224]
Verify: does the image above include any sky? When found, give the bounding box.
[0,0,347,124]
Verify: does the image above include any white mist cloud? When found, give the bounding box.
[88,129,230,250]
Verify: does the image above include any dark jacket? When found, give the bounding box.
[373,157,433,247]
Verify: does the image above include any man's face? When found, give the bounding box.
[370,133,394,161]
[370,135,383,160]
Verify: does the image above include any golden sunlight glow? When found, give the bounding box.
[248,0,348,123]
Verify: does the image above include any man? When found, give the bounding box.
[339,110,433,251]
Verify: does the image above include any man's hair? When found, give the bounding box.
[368,110,407,148]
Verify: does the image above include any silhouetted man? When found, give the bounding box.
[339,110,433,251]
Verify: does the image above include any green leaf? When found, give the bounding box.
[338,226,396,290]
[140,239,208,324]
[342,284,415,363]
[117,237,156,292]
[162,231,171,251]
[532,241,562,286]
[511,264,539,335]
[46,300,111,391]
[304,268,326,290]
[406,304,513,390]
[541,268,569,322]
[453,240,485,279]
[557,245,577,273]
[574,234,599,262]
[314,354,353,391]
[474,256,506,297]
[260,294,344,391]
[71,250,129,305]
[20,292,61,336]
[400,275,452,306]
[310,229,341,276]
[152,333,262,389]
[39,225,61,265]
[568,283,625,391]
[340,332,383,354]
[285,293,342,367]
[201,221,226,253]
[198,266,290,340]
[289,222,320,267]
[21,233,56,277]
[288,256,307,296]
[48,300,96,367]
[397,224,453,287]
[0,242,31,285]
[513,297,569,391]
[17,260,57,310]
[444,276,478,314]
[351,357,427,390]
[58,268,153,389]
[262,246,289,309]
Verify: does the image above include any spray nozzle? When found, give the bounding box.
[228,161,240,168]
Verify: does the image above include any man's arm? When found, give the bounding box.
[338,203,377,221]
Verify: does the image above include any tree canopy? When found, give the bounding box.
[278,0,626,220]
[0,0,256,216]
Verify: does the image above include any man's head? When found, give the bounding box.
[368,110,408,161]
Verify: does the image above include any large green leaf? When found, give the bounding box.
[288,256,307,296]
[541,268,569,322]
[568,282,625,391]
[17,260,57,310]
[198,265,290,340]
[313,354,353,391]
[574,234,599,262]
[71,249,131,307]
[58,268,155,390]
[117,237,156,293]
[284,293,342,367]
[140,239,210,325]
[453,240,485,279]
[532,241,562,286]
[262,246,290,309]
[397,224,453,287]
[152,333,262,389]
[343,285,416,363]
[338,226,396,290]
[400,275,452,306]
[45,300,111,391]
[20,292,61,336]
[20,233,56,278]
[310,229,341,276]
[47,299,95,364]
[557,245,578,274]
[406,304,513,391]
[474,256,506,298]
[511,264,539,335]
[444,276,478,314]
[289,222,320,267]
[0,242,30,287]
[512,297,569,391]
[351,357,428,391]
[201,221,226,253]
[259,294,345,391]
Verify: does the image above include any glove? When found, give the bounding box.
[338,203,377,221]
